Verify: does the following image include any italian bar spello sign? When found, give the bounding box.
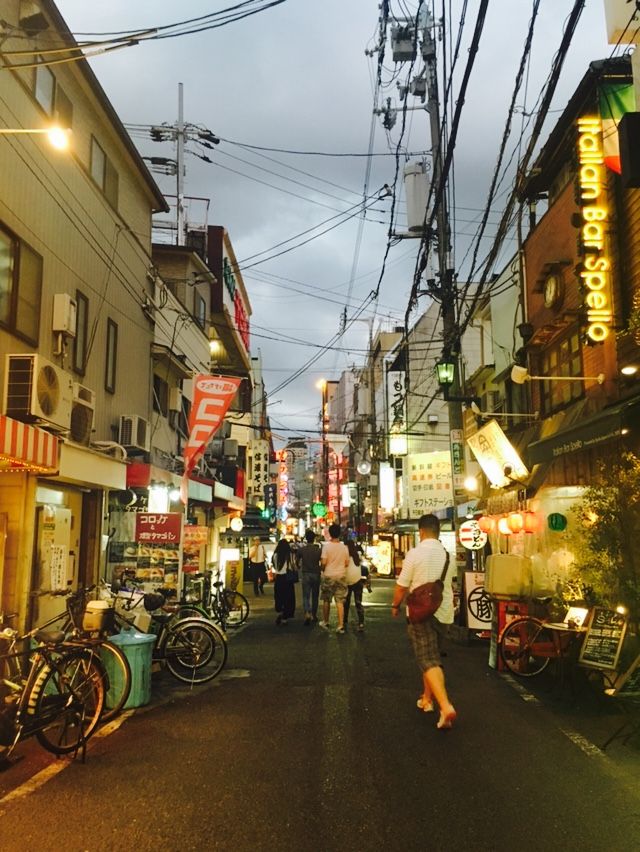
[576,117,612,344]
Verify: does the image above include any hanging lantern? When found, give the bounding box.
[548,512,567,532]
[507,512,524,533]
[477,515,495,534]
[497,517,512,536]
[523,511,539,534]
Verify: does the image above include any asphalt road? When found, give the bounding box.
[0,580,639,852]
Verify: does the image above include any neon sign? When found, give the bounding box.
[576,117,612,343]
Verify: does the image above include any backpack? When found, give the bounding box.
[406,552,450,624]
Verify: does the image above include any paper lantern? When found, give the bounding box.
[477,515,495,534]
[548,512,567,532]
[507,512,524,533]
[523,511,539,534]
[497,517,513,535]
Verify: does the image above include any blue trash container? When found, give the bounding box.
[103,630,156,709]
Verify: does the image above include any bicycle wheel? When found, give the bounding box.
[30,650,105,755]
[99,640,132,722]
[499,617,553,677]
[223,590,250,627]
[164,620,228,684]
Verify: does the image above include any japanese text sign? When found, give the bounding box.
[135,512,183,544]
[406,451,452,516]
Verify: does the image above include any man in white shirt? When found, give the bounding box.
[391,514,456,730]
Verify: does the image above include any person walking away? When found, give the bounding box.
[319,524,349,633]
[272,538,297,625]
[391,513,456,730]
[248,537,268,596]
[297,529,322,624]
[344,539,365,632]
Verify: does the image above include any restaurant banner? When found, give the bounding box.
[181,375,241,502]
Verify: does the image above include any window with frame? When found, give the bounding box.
[73,290,88,375]
[105,318,118,393]
[90,136,119,208]
[540,331,583,414]
[153,374,169,417]
[54,84,73,130]
[0,222,42,345]
[34,60,55,114]
[194,291,207,329]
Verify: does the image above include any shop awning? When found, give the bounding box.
[526,398,640,465]
[0,414,59,473]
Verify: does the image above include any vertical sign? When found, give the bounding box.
[264,483,277,522]
[181,375,241,502]
[450,428,465,492]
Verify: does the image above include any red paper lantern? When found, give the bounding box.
[523,511,539,534]
[497,517,512,536]
[507,512,524,533]
[477,515,495,533]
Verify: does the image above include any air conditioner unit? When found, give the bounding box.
[4,354,73,431]
[70,383,95,445]
[119,415,150,453]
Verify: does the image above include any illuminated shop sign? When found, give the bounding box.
[222,256,250,352]
[576,117,612,343]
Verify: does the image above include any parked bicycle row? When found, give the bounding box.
[0,570,250,764]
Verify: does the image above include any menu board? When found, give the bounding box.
[578,607,627,671]
[612,653,640,697]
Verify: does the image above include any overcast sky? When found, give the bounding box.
[54,0,614,445]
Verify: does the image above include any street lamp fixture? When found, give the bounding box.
[0,126,71,150]
[434,359,479,405]
[510,365,605,385]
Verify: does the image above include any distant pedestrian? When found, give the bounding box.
[344,539,365,632]
[319,524,349,634]
[391,513,456,730]
[297,529,322,624]
[248,537,267,596]
[272,538,297,625]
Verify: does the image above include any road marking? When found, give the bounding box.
[0,709,134,808]
[501,673,610,759]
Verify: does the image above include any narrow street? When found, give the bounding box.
[0,582,639,852]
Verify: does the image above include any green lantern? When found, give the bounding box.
[311,502,327,518]
[548,512,567,532]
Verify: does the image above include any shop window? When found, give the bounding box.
[0,222,42,346]
[153,374,169,417]
[194,291,206,329]
[90,136,119,209]
[33,60,55,114]
[540,332,583,414]
[105,318,118,393]
[73,290,88,374]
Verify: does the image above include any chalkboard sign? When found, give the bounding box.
[611,654,640,697]
[578,607,627,671]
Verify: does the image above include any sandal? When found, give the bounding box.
[437,707,457,730]
[417,697,434,713]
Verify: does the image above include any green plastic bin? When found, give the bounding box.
[103,630,156,709]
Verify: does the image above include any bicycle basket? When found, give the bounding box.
[82,600,114,632]
[68,589,89,629]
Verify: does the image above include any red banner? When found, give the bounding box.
[181,375,241,502]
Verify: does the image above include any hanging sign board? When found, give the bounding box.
[458,520,487,551]
[464,572,492,630]
[578,607,627,671]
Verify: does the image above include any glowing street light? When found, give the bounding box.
[0,126,71,150]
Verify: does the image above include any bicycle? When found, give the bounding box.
[32,587,132,722]
[109,580,228,684]
[499,605,590,677]
[0,618,105,761]
[180,569,250,632]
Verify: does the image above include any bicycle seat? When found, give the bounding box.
[33,629,66,645]
[143,593,166,612]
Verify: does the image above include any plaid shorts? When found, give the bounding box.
[320,577,348,603]
[407,619,447,672]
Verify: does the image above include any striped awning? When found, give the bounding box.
[0,415,59,473]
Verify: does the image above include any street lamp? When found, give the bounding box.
[510,365,605,385]
[0,126,71,150]
[435,357,479,405]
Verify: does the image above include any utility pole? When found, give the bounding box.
[176,83,186,246]
[421,10,466,499]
